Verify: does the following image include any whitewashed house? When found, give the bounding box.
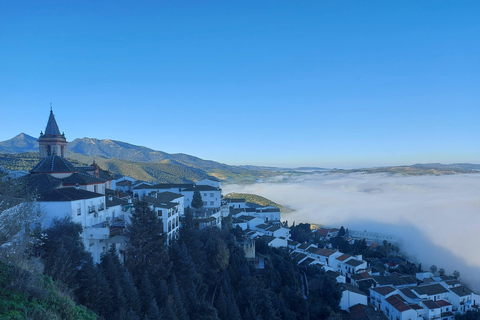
[339,283,368,311]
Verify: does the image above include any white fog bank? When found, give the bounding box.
[224,173,480,291]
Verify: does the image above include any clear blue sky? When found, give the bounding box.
[1,1,479,168]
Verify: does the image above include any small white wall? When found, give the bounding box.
[340,291,367,311]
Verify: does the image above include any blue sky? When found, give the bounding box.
[1,1,479,168]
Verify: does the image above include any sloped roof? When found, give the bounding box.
[116,180,132,186]
[266,225,281,232]
[256,223,269,230]
[340,283,367,296]
[371,286,396,296]
[450,286,473,297]
[30,155,78,174]
[373,274,416,287]
[237,215,258,221]
[346,259,365,267]
[288,240,300,247]
[423,300,441,309]
[39,187,103,201]
[106,196,127,208]
[349,304,388,320]
[44,110,62,136]
[62,172,106,185]
[351,272,372,281]
[155,191,183,202]
[399,288,418,299]
[445,279,461,286]
[315,248,336,257]
[143,195,178,209]
[412,284,449,296]
[386,295,411,312]
[18,173,62,193]
[299,257,315,267]
[293,253,308,264]
[337,254,353,261]
[182,185,219,192]
[436,300,452,307]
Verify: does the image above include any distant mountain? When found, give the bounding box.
[331,163,480,175]
[0,133,38,153]
[68,137,234,171]
[1,134,478,181]
[0,134,281,183]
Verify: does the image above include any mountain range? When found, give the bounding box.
[0,133,478,183]
[0,134,283,183]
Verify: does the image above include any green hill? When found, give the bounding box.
[224,192,294,214]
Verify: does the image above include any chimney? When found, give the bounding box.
[75,183,79,190]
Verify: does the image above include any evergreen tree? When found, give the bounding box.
[124,200,171,283]
[338,226,346,237]
[76,258,112,317]
[122,270,142,317]
[191,190,203,209]
[36,217,91,290]
[139,271,156,317]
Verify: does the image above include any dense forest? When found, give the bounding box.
[0,197,342,319]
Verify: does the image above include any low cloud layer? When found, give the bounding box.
[224,173,480,291]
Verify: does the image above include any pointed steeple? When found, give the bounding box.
[45,109,62,136]
[38,107,67,159]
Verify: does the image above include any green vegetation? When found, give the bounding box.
[0,153,84,172]
[0,261,96,320]
[224,192,294,213]
[4,201,342,319]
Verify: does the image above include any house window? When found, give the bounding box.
[210,193,214,197]
[203,201,207,206]
[210,201,214,206]
[203,193,207,197]
[77,203,81,216]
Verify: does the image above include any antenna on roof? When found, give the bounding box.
[50,103,52,112]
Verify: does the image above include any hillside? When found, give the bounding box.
[68,152,212,183]
[224,192,294,214]
[0,261,96,319]
[332,164,480,176]
[1,134,478,182]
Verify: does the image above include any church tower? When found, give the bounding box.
[38,108,67,159]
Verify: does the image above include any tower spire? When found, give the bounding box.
[38,108,67,159]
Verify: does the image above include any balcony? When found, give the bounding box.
[85,219,126,239]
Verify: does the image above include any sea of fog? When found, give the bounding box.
[223,173,480,292]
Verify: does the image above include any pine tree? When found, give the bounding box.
[124,200,171,283]
[191,190,203,209]
[122,270,141,317]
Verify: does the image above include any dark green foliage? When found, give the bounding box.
[29,205,344,319]
[124,200,171,283]
[290,223,311,244]
[456,311,480,320]
[394,261,419,275]
[338,226,346,237]
[306,265,342,319]
[35,217,91,290]
[0,260,97,319]
[191,190,203,209]
[330,236,352,253]
[352,238,367,254]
